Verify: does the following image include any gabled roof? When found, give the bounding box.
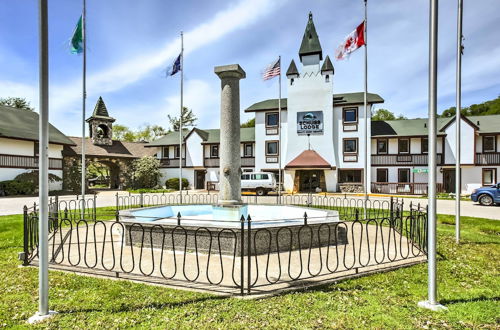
[285,150,331,169]
[0,105,75,145]
[333,92,384,105]
[321,55,334,73]
[371,114,500,137]
[146,129,190,146]
[299,12,323,61]
[286,60,299,77]
[245,92,383,112]
[86,97,115,122]
[64,137,157,158]
[147,127,255,146]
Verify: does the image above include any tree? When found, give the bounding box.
[440,96,500,117]
[112,124,167,142]
[371,108,407,121]
[131,156,161,189]
[0,97,34,111]
[241,118,255,128]
[168,107,197,131]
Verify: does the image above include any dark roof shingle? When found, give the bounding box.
[64,137,157,158]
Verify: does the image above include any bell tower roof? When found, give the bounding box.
[299,12,323,62]
[87,96,115,122]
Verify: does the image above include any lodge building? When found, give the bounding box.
[1,13,499,195]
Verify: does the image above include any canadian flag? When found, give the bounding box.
[335,21,366,60]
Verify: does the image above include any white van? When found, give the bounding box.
[241,172,276,196]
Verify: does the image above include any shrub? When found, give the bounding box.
[0,171,62,196]
[131,156,161,189]
[165,178,189,190]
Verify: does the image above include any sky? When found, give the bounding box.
[0,0,499,136]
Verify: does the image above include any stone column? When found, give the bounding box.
[215,64,246,205]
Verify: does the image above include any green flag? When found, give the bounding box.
[71,15,83,54]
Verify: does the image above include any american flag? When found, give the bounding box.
[262,58,281,80]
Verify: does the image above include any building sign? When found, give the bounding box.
[412,168,429,173]
[297,111,323,135]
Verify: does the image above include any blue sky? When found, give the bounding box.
[1,0,499,135]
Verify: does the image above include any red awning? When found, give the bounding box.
[285,150,332,169]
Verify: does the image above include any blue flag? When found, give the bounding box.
[168,54,182,76]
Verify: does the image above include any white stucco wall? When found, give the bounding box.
[185,133,203,167]
[443,118,476,165]
[159,168,194,189]
[254,111,287,171]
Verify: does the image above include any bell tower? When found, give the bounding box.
[86,96,115,146]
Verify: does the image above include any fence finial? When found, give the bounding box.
[303,212,308,225]
[177,212,182,226]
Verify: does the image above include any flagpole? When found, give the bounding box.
[418,0,446,311]
[363,0,369,213]
[81,0,87,216]
[455,0,463,244]
[179,31,184,203]
[278,56,282,205]
[28,0,52,322]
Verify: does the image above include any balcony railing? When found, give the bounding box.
[371,182,444,195]
[204,157,255,168]
[0,154,62,170]
[475,152,500,165]
[159,158,186,168]
[371,153,442,166]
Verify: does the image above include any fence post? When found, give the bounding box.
[247,214,252,295]
[22,206,29,266]
[93,193,97,221]
[390,196,394,224]
[140,192,144,208]
[115,192,119,213]
[177,212,181,226]
[355,209,359,221]
[54,195,59,230]
[303,212,308,225]
[240,215,245,296]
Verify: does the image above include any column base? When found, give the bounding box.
[28,311,57,324]
[417,300,448,311]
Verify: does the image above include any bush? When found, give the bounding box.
[131,156,161,189]
[0,171,62,196]
[165,178,189,190]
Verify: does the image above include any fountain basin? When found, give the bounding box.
[119,204,346,255]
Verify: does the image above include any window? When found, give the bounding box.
[377,139,388,154]
[376,168,388,183]
[343,108,358,123]
[162,147,169,158]
[266,112,279,127]
[398,168,410,183]
[266,141,279,155]
[210,145,219,158]
[421,138,428,154]
[252,174,269,180]
[174,146,180,158]
[482,168,496,185]
[244,143,253,157]
[483,136,496,152]
[343,139,358,154]
[338,169,362,183]
[34,142,39,157]
[398,138,410,154]
[241,174,250,180]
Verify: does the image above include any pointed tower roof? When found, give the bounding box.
[286,59,299,77]
[321,55,334,73]
[299,12,323,61]
[87,96,115,122]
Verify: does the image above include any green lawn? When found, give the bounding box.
[0,213,498,328]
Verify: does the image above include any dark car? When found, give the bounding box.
[471,183,500,206]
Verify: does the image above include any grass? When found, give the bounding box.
[0,213,498,328]
[125,188,174,194]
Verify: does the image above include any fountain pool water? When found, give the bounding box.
[120,204,339,228]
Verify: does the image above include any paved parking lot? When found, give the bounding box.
[0,190,499,220]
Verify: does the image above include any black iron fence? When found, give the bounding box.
[21,194,427,296]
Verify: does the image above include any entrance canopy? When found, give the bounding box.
[285,150,332,169]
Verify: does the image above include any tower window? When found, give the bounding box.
[290,78,294,86]
[325,75,330,82]
[96,124,109,138]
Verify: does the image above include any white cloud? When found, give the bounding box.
[50,0,285,115]
[0,80,37,109]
